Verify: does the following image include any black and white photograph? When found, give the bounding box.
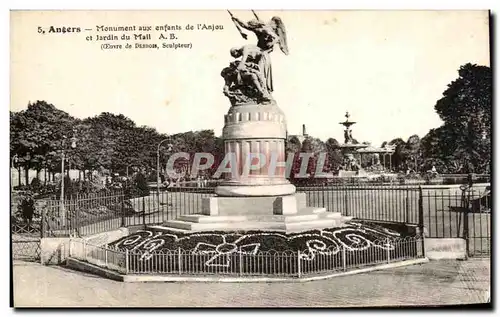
[8,8,492,308]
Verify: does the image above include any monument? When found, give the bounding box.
[162,11,351,233]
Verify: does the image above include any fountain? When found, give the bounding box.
[336,112,369,178]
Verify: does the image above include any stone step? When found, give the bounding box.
[324,212,343,219]
[161,212,353,233]
[181,213,324,224]
[284,219,338,233]
[163,220,288,232]
[179,214,248,223]
[162,220,196,230]
[280,214,321,222]
[343,216,354,222]
[148,225,189,233]
[298,207,326,214]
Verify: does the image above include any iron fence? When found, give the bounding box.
[69,235,424,277]
[420,185,491,256]
[41,191,126,237]
[37,181,490,258]
[298,184,421,224]
[12,234,41,262]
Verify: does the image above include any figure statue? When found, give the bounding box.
[230,45,271,99]
[344,130,350,144]
[230,14,288,93]
[344,129,353,144]
[221,57,271,105]
[223,11,289,105]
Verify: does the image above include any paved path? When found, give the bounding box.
[12,259,490,307]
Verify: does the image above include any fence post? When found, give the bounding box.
[239,248,243,277]
[41,207,46,239]
[178,247,182,275]
[83,239,87,261]
[386,238,391,264]
[121,199,125,227]
[105,244,108,267]
[125,249,129,274]
[142,196,146,229]
[297,251,301,278]
[342,244,346,271]
[463,183,471,259]
[418,186,425,257]
[405,190,410,223]
[76,193,80,235]
[344,190,349,216]
[321,186,325,207]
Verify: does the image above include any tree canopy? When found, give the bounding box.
[10,101,225,182]
[11,63,492,188]
[424,63,491,173]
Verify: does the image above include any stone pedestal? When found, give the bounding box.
[162,193,351,233]
[159,102,352,233]
[215,102,295,197]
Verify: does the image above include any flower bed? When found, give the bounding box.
[102,221,422,276]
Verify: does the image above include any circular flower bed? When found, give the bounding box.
[106,221,420,275]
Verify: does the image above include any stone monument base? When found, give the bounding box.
[161,193,353,233]
[215,183,296,197]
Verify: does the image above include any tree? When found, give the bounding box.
[388,138,406,171]
[82,112,139,174]
[10,101,76,186]
[286,136,302,155]
[288,137,328,185]
[325,138,343,172]
[423,63,491,173]
[405,134,421,172]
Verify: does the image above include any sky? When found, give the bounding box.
[10,10,490,146]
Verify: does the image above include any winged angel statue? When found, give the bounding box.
[221,11,289,106]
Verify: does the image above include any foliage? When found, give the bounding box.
[15,191,36,224]
[325,138,343,172]
[422,63,491,174]
[126,172,150,198]
[10,101,76,185]
[30,177,41,190]
[10,101,228,193]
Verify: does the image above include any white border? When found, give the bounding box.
[3,0,497,315]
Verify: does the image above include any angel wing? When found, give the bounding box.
[271,16,289,55]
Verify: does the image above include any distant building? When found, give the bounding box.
[287,124,308,144]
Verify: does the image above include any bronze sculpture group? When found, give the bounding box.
[221,11,289,106]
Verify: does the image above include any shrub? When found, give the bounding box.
[30,177,41,189]
[125,173,150,198]
[15,191,35,224]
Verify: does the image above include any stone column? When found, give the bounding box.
[215,102,296,197]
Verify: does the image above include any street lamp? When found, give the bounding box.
[156,137,173,209]
[60,132,77,219]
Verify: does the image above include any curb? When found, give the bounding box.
[66,257,429,283]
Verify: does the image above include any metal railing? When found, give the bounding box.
[68,235,424,277]
[41,191,125,237]
[421,185,491,256]
[39,182,491,258]
[298,184,420,224]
